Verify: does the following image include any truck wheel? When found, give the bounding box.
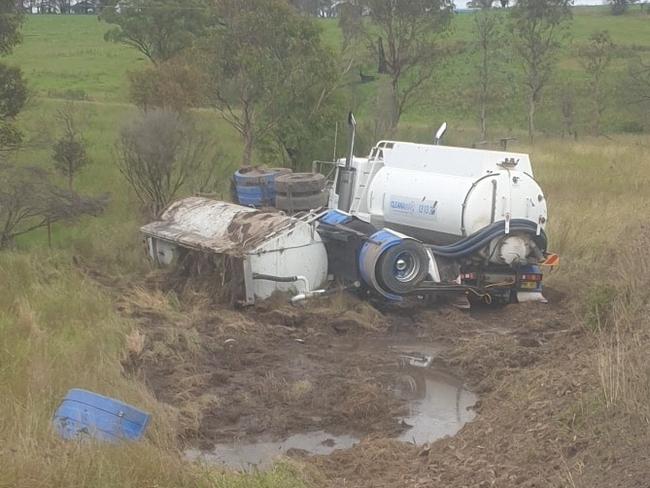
[275,173,326,194]
[275,190,329,211]
[376,241,429,295]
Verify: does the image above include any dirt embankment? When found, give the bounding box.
[94,266,648,488]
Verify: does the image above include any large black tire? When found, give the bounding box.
[275,190,329,211]
[275,173,326,194]
[375,241,429,295]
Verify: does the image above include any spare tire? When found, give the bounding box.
[275,190,329,211]
[275,173,326,194]
[375,241,429,295]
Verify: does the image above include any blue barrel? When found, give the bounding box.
[53,389,150,442]
[233,167,291,207]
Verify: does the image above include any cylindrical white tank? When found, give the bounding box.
[366,167,547,245]
[141,198,328,303]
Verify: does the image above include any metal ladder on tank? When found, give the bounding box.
[349,150,384,215]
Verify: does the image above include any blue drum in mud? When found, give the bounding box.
[53,389,150,442]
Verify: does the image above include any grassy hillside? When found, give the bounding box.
[9,15,140,102]
[10,7,650,128]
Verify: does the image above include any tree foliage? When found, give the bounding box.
[0,64,28,120]
[100,0,214,64]
[0,64,27,151]
[361,0,454,130]
[0,2,26,153]
[128,58,208,113]
[510,0,572,142]
[206,0,340,166]
[0,0,23,56]
[52,103,91,190]
[116,110,220,217]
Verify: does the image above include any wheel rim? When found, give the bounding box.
[393,251,421,283]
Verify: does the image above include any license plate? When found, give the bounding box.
[520,282,538,289]
[484,274,515,283]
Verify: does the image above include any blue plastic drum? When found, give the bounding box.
[53,389,150,442]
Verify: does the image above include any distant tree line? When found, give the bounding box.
[18,0,101,14]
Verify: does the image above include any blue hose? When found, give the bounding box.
[429,219,547,259]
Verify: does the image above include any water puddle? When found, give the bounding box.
[185,431,359,471]
[391,343,477,445]
[187,341,476,470]
[395,370,477,444]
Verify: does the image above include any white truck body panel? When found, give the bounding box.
[332,141,546,244]
[247,224,328,301]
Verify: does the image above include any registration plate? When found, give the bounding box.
[520,282,538,289]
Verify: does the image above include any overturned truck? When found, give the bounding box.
[141,122,557,307]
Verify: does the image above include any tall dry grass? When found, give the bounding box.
[0,251,309,488]
[530,135,650,422]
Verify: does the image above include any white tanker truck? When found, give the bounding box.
[141,117,557,307]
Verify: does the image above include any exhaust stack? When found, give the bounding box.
[336,112,357,212]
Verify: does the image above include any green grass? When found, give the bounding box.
[10,7,650,130]
[9,15,142,102]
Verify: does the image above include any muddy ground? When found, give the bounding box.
[92,266,648,488]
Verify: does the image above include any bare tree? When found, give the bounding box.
[578,30,614,135]
[557,78,578,139]
[52,102,91,191]
[116,110,220,217]
[628,61,650,104]
[473,8,505,140]
[0,164,107,249]
[362,0,454,130]
[510,0,572,142]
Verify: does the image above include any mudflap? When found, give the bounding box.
[516,291,548,304]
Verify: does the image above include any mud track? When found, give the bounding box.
[99,267,632,487]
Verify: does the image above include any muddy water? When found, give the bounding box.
[396,370,477,444]
[391,344,477,445]
[185,431,359,471]
[188,342,476,471]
